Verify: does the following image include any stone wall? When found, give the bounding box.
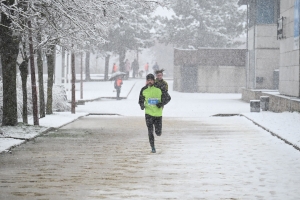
[265,94,300,112]
[241,88,263,102]
[173,64,182,92]
[198,66,245,93]
[174,48,247,93]
[242,88,300,112]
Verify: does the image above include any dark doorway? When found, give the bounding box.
[181,64,198,93]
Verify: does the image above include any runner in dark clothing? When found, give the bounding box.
[139,74,171,153]
[154,69,168,91]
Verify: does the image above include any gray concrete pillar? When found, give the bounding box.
[250,100,260,112]
[260,96,269,111]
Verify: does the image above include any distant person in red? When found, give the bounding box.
[144,62,149,75]
[112,63,118,73]
[114,76,123,100]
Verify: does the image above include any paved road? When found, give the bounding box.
[1,115,300,199]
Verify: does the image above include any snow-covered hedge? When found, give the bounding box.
[0,75,71,123]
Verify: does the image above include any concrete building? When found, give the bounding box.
[279,0,300,97]
[240,0,300,112]
[239,0,280,90]
[173,49,247,93]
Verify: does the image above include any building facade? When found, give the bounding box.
[174,49,247,93]
[279,0,300,97]
[240,0,300,112]
[240,0,280,90]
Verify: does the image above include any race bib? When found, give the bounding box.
[148,98,159,105]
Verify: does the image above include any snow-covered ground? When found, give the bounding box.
[1,79,300,153]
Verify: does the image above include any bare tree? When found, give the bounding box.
[0,0,165,124]
[37,23,45,118]
[46,45,55,115]
[28,20,39,125]
[0,0,20,126]
[71,51,76,114]
[19,41,29,124]
[85,51,91,81]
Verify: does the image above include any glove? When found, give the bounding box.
[156,102,163,108]
[141,105,145,110]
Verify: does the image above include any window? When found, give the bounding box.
[249,0,280,27]
[256,0,275,24]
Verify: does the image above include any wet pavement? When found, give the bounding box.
[1,115,300,199]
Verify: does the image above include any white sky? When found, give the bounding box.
[152,6,175,19]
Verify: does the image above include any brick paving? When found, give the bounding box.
[0,115,300,199]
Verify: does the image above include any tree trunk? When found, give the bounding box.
[28,20,39,125]
[37,26,45,118]
[85,51,91,81]
[62,47,65,81]
[104,55,110,81]
[46,45,55,114]
[0,5,20,126]
[19,59,28,124]
[80,53,83,99]
[119,50,126,72]
[19,38,29,125]
[71,51,76,114]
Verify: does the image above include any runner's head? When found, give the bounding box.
[155,69,164,80]
[146,74,155,86]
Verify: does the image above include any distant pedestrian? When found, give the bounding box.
[144,62,149,75]
[114,76,123,100]
[154,69,168,91]
[131,59,139,78]
[112,63,118,73]
[138,70,144,78]
[125,59,130,79]
[152,62,159,73]
[138,74,171,153]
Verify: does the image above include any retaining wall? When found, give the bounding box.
[242,88,300,112]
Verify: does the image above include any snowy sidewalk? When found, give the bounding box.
[0,112,89,153]
[1,79,300,154]
[1,115,300,199]
[0,79,138,153]
[242,112,300,149]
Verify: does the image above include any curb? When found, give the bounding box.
[74,81,137,103]
[126,82,137,98]
[241,114,300,152]
[0,113,90,154]
[0,81,139,154]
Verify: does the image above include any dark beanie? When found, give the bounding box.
[146,74,155,80]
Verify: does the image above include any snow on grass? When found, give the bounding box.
[0,138,24,153]
[243,111,300,148]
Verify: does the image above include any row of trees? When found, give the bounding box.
[155,0,246,48]
[0,0,245,127]
[85,0,246,80]
[0,0,164,126]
